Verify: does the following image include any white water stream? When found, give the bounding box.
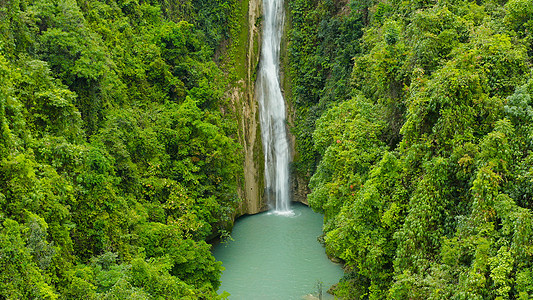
[256,0,292,215]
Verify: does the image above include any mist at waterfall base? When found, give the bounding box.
[213,203,344,299]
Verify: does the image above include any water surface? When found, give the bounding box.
[213,204,343,299]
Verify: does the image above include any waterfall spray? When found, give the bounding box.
[256,0,293,215]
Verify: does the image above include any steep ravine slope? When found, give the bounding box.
[226,0,266,215]
[229,0,309,216]
[281,0,311,205]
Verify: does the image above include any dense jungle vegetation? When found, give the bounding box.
[288,0,533,298]
[0,0,243,298]
[3,0,533,298]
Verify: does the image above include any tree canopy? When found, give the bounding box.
[0,0,241,298]
[288,0,533,298]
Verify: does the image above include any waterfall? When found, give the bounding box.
[256,0,292,215]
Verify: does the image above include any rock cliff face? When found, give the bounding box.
[229,0,266,216]
[280,0,310,206]
[230,0,309,216]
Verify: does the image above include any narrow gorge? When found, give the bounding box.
[213,0,344,298]
[229,0,310,217]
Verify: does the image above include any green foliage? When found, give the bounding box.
[288,0,364,175]
[504,0,533,38]
[309,95,386,222]
[295,0,533,298]
[0,218,58,299]
[0,0,243,298]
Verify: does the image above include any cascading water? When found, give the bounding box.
[256,0,292,215]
